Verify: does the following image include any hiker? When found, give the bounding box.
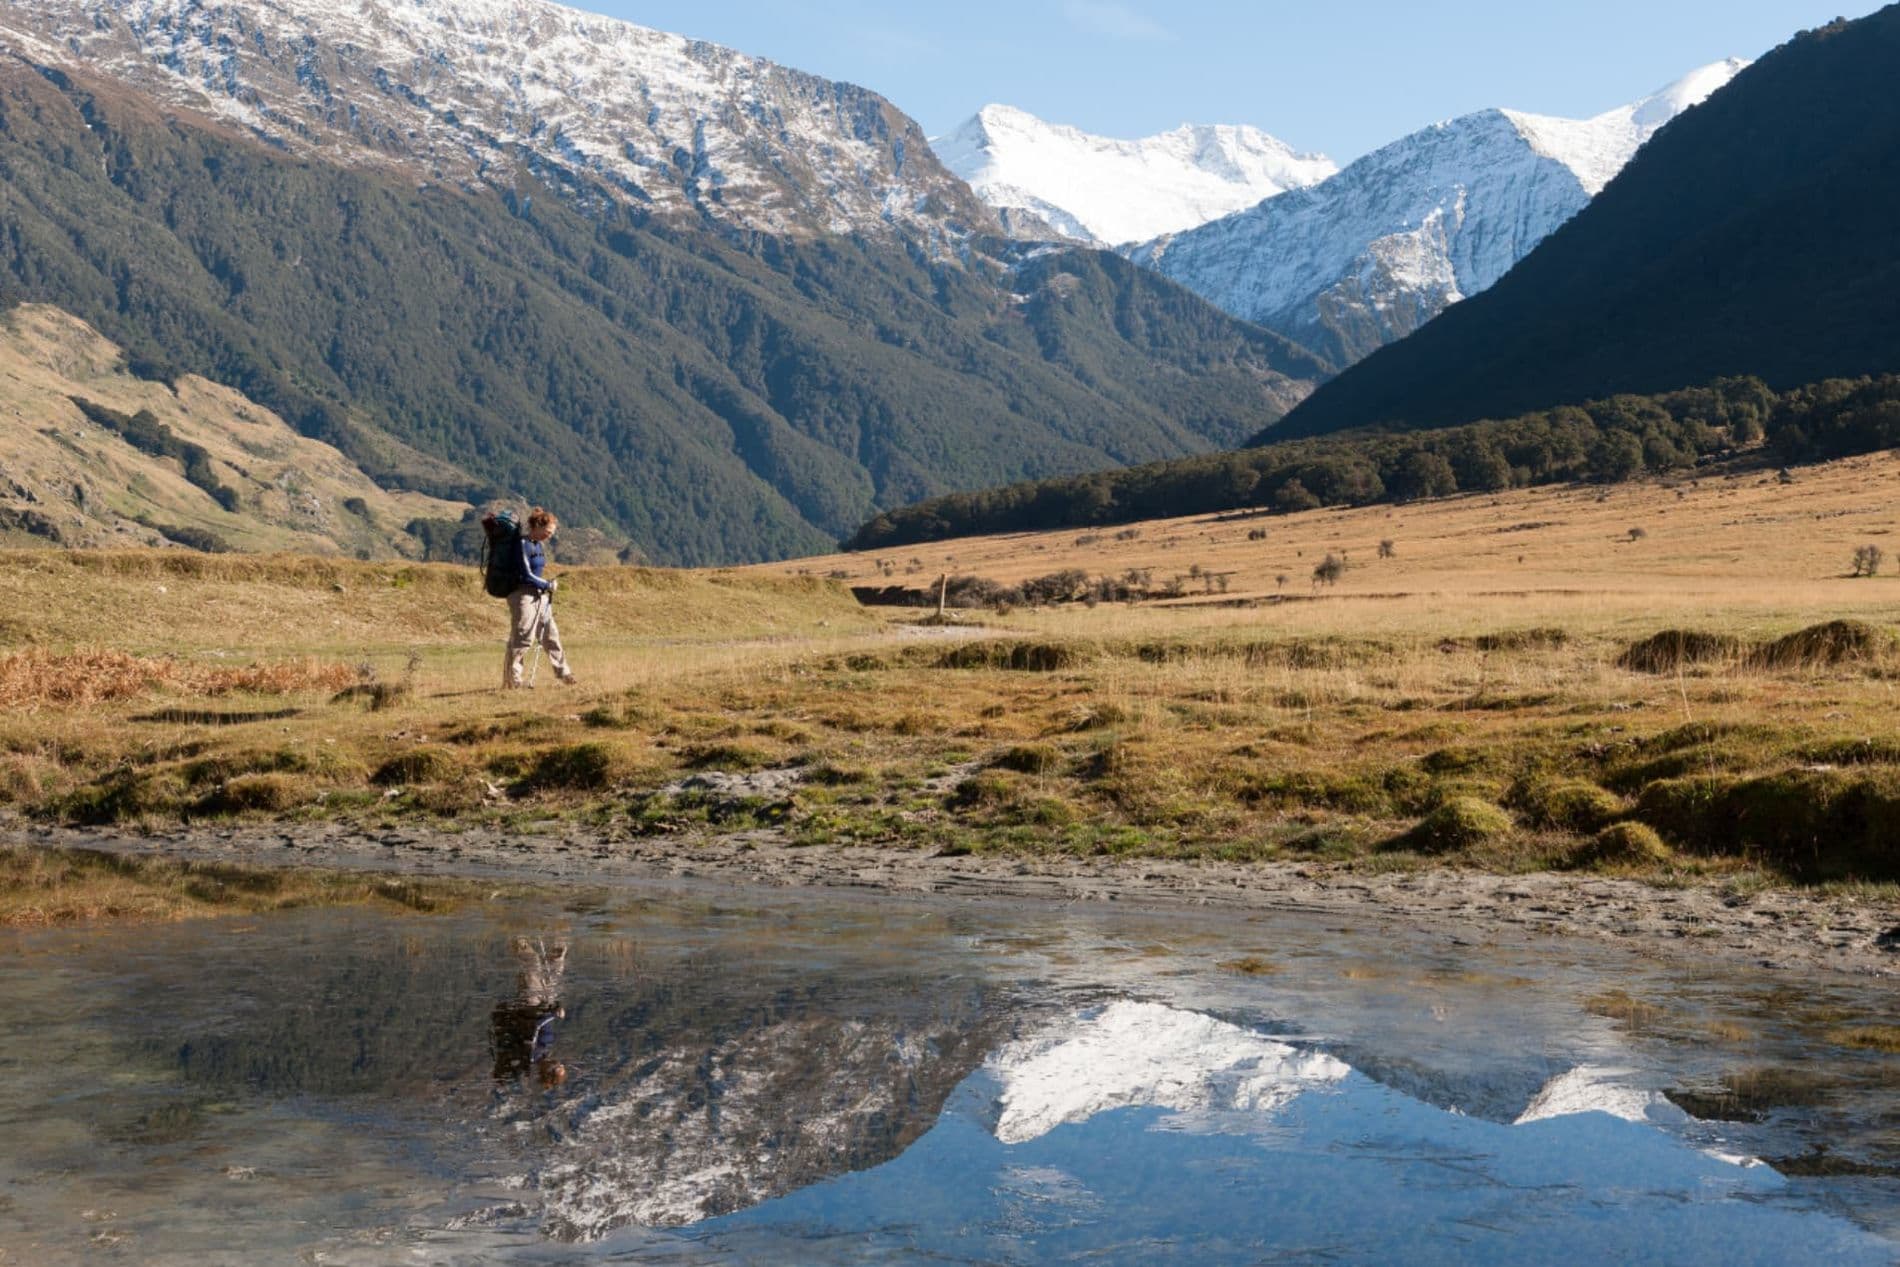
[502,506,577,689]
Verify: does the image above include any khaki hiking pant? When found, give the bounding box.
[504,587,572,687]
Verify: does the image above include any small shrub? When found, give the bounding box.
[1852,544,1885,577]
[1627,526,1648,542]
[1377,539,1396,559]
[1312,554,1346,587]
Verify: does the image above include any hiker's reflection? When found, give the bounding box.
[492,936,568,1088]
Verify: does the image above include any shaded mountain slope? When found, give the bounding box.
[1266,9,1900,442]
[0,56,1326,564]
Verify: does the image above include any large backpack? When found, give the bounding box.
[479,510,522,598]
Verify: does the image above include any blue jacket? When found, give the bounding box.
[517,536,552,593]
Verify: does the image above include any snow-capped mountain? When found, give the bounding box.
[0,0,996,240]
[935,104,1337,245]
[986,1001,1350,1144]
[1128,60,1747,368]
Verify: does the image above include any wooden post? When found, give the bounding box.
[937,572,948,619]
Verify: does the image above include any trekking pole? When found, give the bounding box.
[525,590,551,687]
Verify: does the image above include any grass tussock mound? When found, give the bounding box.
[1570,822,1673,869]
[937,641,1088,672]
[0,648,356,710]
[1635,767,1900,881]
[1398,797,1515,854]
[1472,628,1571,653]
[1510,777,1624,833]
[1747,620,1889,670]
[1616,630,1744,674]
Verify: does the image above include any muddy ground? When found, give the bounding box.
[7,816,1897,979]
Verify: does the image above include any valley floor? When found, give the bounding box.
[6,456,1900,978]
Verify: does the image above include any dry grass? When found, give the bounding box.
[0,647,355,710]
[4,457,1900,891]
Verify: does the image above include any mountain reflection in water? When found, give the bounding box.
[0,889,1893,1265]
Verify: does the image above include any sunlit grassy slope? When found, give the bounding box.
[7,455,1900,892]
[761,451,1900,636]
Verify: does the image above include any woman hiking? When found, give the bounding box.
[504,506,578,689]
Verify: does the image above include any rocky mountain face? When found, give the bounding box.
[0,0,1326,564]
[933,104,1335,245]
[1273,9,1900,439]
[0,0,997,241]
[1126,61,1746,369]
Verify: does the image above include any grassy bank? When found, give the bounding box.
[5,468,1900,897]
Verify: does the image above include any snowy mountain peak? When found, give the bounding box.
[1130,57,1750,369]
[0,0,996,240]
[935,105,1335,245]
[1503,58,1749,195]
[1631,57,1752,129]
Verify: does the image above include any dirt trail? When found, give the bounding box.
[9,818,1897,978]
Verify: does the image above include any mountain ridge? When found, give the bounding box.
[934,104,1335,246]
[0,0,999,242]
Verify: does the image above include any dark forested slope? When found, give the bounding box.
[0,59,1326,564]
[1264,6,1900,443]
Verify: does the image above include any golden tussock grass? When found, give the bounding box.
[0,647,356,710]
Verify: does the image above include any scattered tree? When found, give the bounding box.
[1377,539,1396,559]
[1312,554,1346,587]
[1852,544,1885,577]
[1627,526,1648,542]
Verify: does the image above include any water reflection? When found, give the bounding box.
[491,936,568,1087]
[0,888,1894,1265]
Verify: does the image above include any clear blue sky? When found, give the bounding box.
[576,2,1885,160]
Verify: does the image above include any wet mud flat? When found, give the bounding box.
[12,818,1900,979]
[2,863,1899,1264]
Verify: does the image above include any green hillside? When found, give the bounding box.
[1261,7,1900,443]
[0,60,1327,565]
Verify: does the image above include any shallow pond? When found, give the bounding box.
[0,879,1896,1264]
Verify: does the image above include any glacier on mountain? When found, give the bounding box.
[934,104,1337,246]
[0,0,996,240]
[1125,60,1747,368]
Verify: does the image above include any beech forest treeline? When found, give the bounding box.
[846,375,1900,550]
